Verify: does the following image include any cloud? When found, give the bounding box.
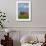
[24,5,28,8]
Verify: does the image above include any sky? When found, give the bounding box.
[18,3,29,12]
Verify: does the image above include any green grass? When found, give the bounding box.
[18,14,29,19]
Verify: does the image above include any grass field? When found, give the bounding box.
[18,12,29,19]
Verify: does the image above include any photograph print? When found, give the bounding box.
[16,1,31,21]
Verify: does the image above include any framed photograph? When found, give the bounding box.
[16,1,31,21]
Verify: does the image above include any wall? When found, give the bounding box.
[0,0,46,28]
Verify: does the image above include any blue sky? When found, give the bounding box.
[18,3,29,12]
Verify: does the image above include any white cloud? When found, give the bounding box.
[24,5,28,8]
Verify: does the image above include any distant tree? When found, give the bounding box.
[20,12,24,15]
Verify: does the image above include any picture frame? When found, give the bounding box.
[16,0,31,21]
